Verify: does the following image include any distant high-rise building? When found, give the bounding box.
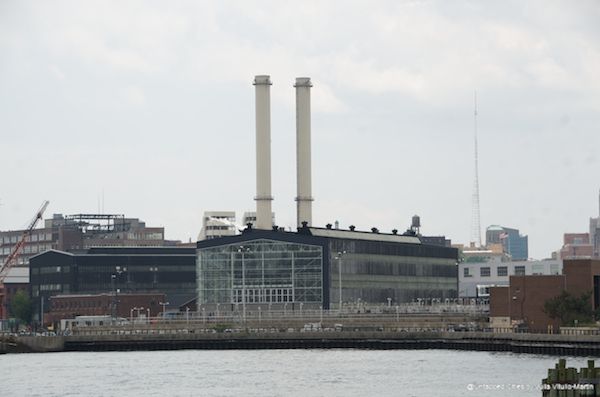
[590,218,600,258]
[560,233,593,259]
[485,225,528,261]
[590,190,600,258]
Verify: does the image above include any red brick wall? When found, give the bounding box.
[489,286,509,317]
[509,275,565,332]
[47,293,165,324]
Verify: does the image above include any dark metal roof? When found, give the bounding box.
[196,228,458,260]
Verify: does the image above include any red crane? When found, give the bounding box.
[0,200,50,319]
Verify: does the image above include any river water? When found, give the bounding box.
[1,349,595,396]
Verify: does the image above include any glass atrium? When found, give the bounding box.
[197,239,323,306]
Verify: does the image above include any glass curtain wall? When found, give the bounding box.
[197,239,323,306]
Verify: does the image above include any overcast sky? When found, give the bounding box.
[1,1,599,259]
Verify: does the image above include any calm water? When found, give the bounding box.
[1,349,596,396]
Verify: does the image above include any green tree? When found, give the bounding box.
[9,290,33,325]
[544,290,596,326]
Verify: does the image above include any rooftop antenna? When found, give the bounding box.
[470,90,482,247]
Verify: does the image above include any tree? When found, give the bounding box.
[544,290,596,326]
[9,290,33,325]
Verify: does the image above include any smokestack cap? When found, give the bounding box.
[254,75,272,85]
[294,77,312,87]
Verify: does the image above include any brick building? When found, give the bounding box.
[490,259,600,332]
[46,292,165,326]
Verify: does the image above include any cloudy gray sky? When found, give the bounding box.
[1,1,599,258]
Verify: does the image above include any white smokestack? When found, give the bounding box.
[253,75,274,230]
[295,77,313,227]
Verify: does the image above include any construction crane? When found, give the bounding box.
[0,200,50,319]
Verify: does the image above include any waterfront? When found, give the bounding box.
[1,349,595,396]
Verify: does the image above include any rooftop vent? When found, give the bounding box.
[371,227,379,233]
[349,225,356,231]
[326,223,332,229]
[392,229,398,235]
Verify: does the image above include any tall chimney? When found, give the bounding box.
[254,75,273,230]
[295,77,313,227]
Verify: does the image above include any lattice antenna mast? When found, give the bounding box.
[470,90,482,247]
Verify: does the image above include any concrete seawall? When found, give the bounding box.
[5,332,600,356]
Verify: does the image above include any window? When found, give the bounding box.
[550,264,560,275]
[514,266,526,276]
[532,264,544,275]
[463,267,471,277]
[497,266,508,277]
[480,267,490,277]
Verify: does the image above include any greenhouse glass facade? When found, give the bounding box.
[197,239,323,306]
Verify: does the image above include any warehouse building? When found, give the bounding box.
[29,247,196,322]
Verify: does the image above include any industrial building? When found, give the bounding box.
[197,223,459,311]
[29,247,196,323]
[195,75,459,312]
[1,213,170,266]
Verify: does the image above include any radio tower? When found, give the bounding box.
[470,90,482,247]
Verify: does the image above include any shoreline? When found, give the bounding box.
[5,331,600,356]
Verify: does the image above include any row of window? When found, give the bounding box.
[232,287,294,303]
[0,243,53,255]
[464,264,561,278]
[464,265,529,278]
[53,300,108,310]
[0,233,53,245]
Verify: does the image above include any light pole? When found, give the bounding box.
[111,274,117,324]
[146,308,150,324]
[319,305,323,324]
[186,307,190,325]
[300,302,303,319]
[387,297,392,308]
[237,246,250,322]
[149,266,158,289]
[111,266,126,323]
[334,251,346,312]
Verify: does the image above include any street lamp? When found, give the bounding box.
[334,251,346,312]
[149,266,158,288]
[237,246,250,322]
[111,266,127,323]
